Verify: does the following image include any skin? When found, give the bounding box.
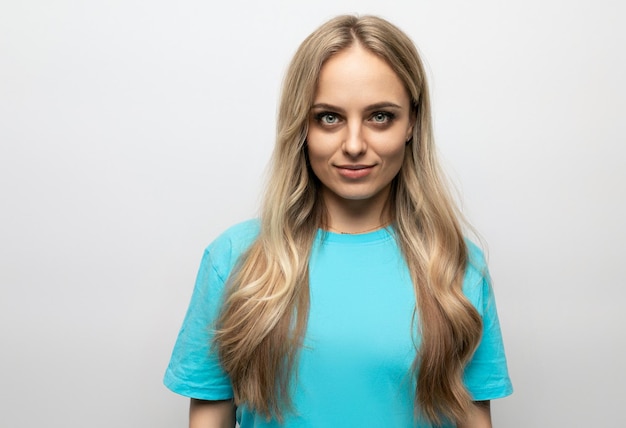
[189,399,235,428]
[307,42,414,233]
[458,401,493,428]
[188,42,493,428]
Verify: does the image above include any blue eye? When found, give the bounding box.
[371,112,394,123]
[315,112,340,125]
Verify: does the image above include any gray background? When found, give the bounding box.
[1,0,624,426]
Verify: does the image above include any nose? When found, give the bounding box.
[342,122,366,157]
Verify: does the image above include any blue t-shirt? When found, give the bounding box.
[164,220,513,427]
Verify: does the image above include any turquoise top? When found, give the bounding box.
[164,220,512,427]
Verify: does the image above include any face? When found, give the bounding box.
[307,43,414,214]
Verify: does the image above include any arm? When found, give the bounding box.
[189,399,236,428]
[457,401,492,428]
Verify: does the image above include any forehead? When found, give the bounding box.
[314,44,409,106]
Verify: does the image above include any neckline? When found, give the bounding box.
[315,226,394,244]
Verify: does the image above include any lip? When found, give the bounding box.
[335,164,375,179]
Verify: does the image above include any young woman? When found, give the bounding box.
[164,15,512,428]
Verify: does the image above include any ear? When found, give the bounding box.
[406,118,416,142]
[406,106,417,141]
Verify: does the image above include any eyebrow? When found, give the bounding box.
[310,102,403,112]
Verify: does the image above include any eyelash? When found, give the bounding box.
[314,112,341,125]
[313,111,396,126]
[370,111,396,124]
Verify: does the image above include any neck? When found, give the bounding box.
[321,187,392,234]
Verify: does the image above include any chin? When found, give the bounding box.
[320,182,391,205]
[333,189,384,202]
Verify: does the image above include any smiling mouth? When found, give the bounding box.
[336,164,373,170]
[335,164,375,179]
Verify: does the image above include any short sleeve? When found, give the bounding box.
[163,248,234,400]
[462,244,514,401]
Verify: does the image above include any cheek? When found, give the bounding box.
[368,133,406,162]
[388,147,406,172]
[376,140,407,178]
[306,141,329,179]
[306,130,335,165]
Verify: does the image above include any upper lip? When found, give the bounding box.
[335,164,374,170]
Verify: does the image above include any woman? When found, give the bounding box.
[164,15,512,428]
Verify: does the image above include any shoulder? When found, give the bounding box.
[207,219,260,255]
[462,239,491,312]
[465,238,488,275]
[203,219,261,281]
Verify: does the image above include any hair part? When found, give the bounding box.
[214,15,482,425]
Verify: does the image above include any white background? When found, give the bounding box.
[1,1,624,427]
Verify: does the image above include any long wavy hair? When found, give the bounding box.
[214,15,482,425]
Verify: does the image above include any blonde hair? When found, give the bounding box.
[214,15,482,425]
